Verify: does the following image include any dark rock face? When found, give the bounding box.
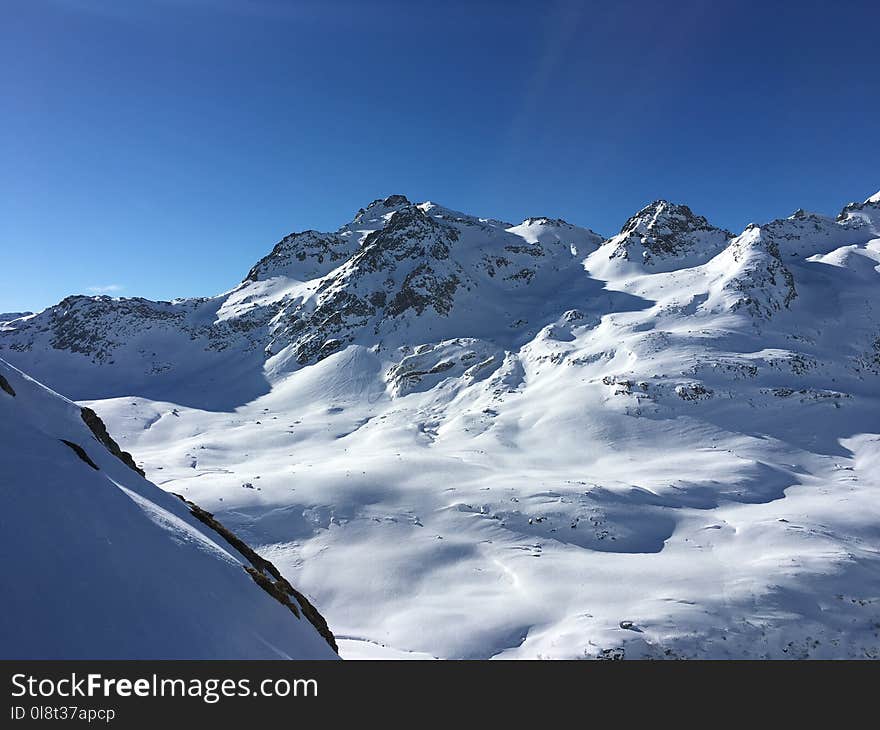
[56,407,143,475]
[60,439,99,470]
[80,406,144,476]
[353,194,412,222]
[381,194,410,207]
[0,373,14,397]
[174,494,338,654]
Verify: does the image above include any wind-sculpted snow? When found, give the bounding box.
[3,191,880,658]
[0,359,338,659]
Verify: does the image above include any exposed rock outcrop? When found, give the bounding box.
[173,494,338,654]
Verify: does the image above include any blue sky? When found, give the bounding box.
[2,0,878,313]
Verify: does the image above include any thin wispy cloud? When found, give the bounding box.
[86,284,124,294]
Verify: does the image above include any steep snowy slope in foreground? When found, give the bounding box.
[3,192,880,659]
[0,359,337,659]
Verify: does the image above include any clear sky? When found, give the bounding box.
[2,0,878,313]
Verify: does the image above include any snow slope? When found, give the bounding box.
[0,359,338,659]
[3,191,880,659]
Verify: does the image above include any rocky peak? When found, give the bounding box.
[522,216,570,227]
[789,208,823,221]
[714,224,797,320]
[266,206,465,365]
[837,190,880,225]
[361,204,453,253]
[604,200,732,268]
[619,200,726,240]
[381,194,411,207]
[353,194,413,223]
[752,206,871,259]
[246,196,422,284]
[245,229,355,282]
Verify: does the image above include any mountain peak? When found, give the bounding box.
[521,216,571,227]
[836,189,880,224]
[365,202,439,241]
[619,200,721,237]
[506,216,604,255]
[788,208,824,221]
[598,200,732,271]
[381,194,411,207]
[244,229,355,283]
[353,194,413,223]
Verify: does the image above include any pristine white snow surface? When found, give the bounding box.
[0,360,338,659]
[2,192,880,659]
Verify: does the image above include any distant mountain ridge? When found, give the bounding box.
[2,189,879,659]
[4,192,876,408]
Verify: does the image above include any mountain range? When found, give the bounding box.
[2,190,879,658]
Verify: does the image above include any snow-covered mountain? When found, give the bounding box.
[0,311,32,324]
[0,359,337,659]
[2,191,879,659]
[0,196,608,408]
[591,200,733,274]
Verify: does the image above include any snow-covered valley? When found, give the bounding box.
[3,192,880,658]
